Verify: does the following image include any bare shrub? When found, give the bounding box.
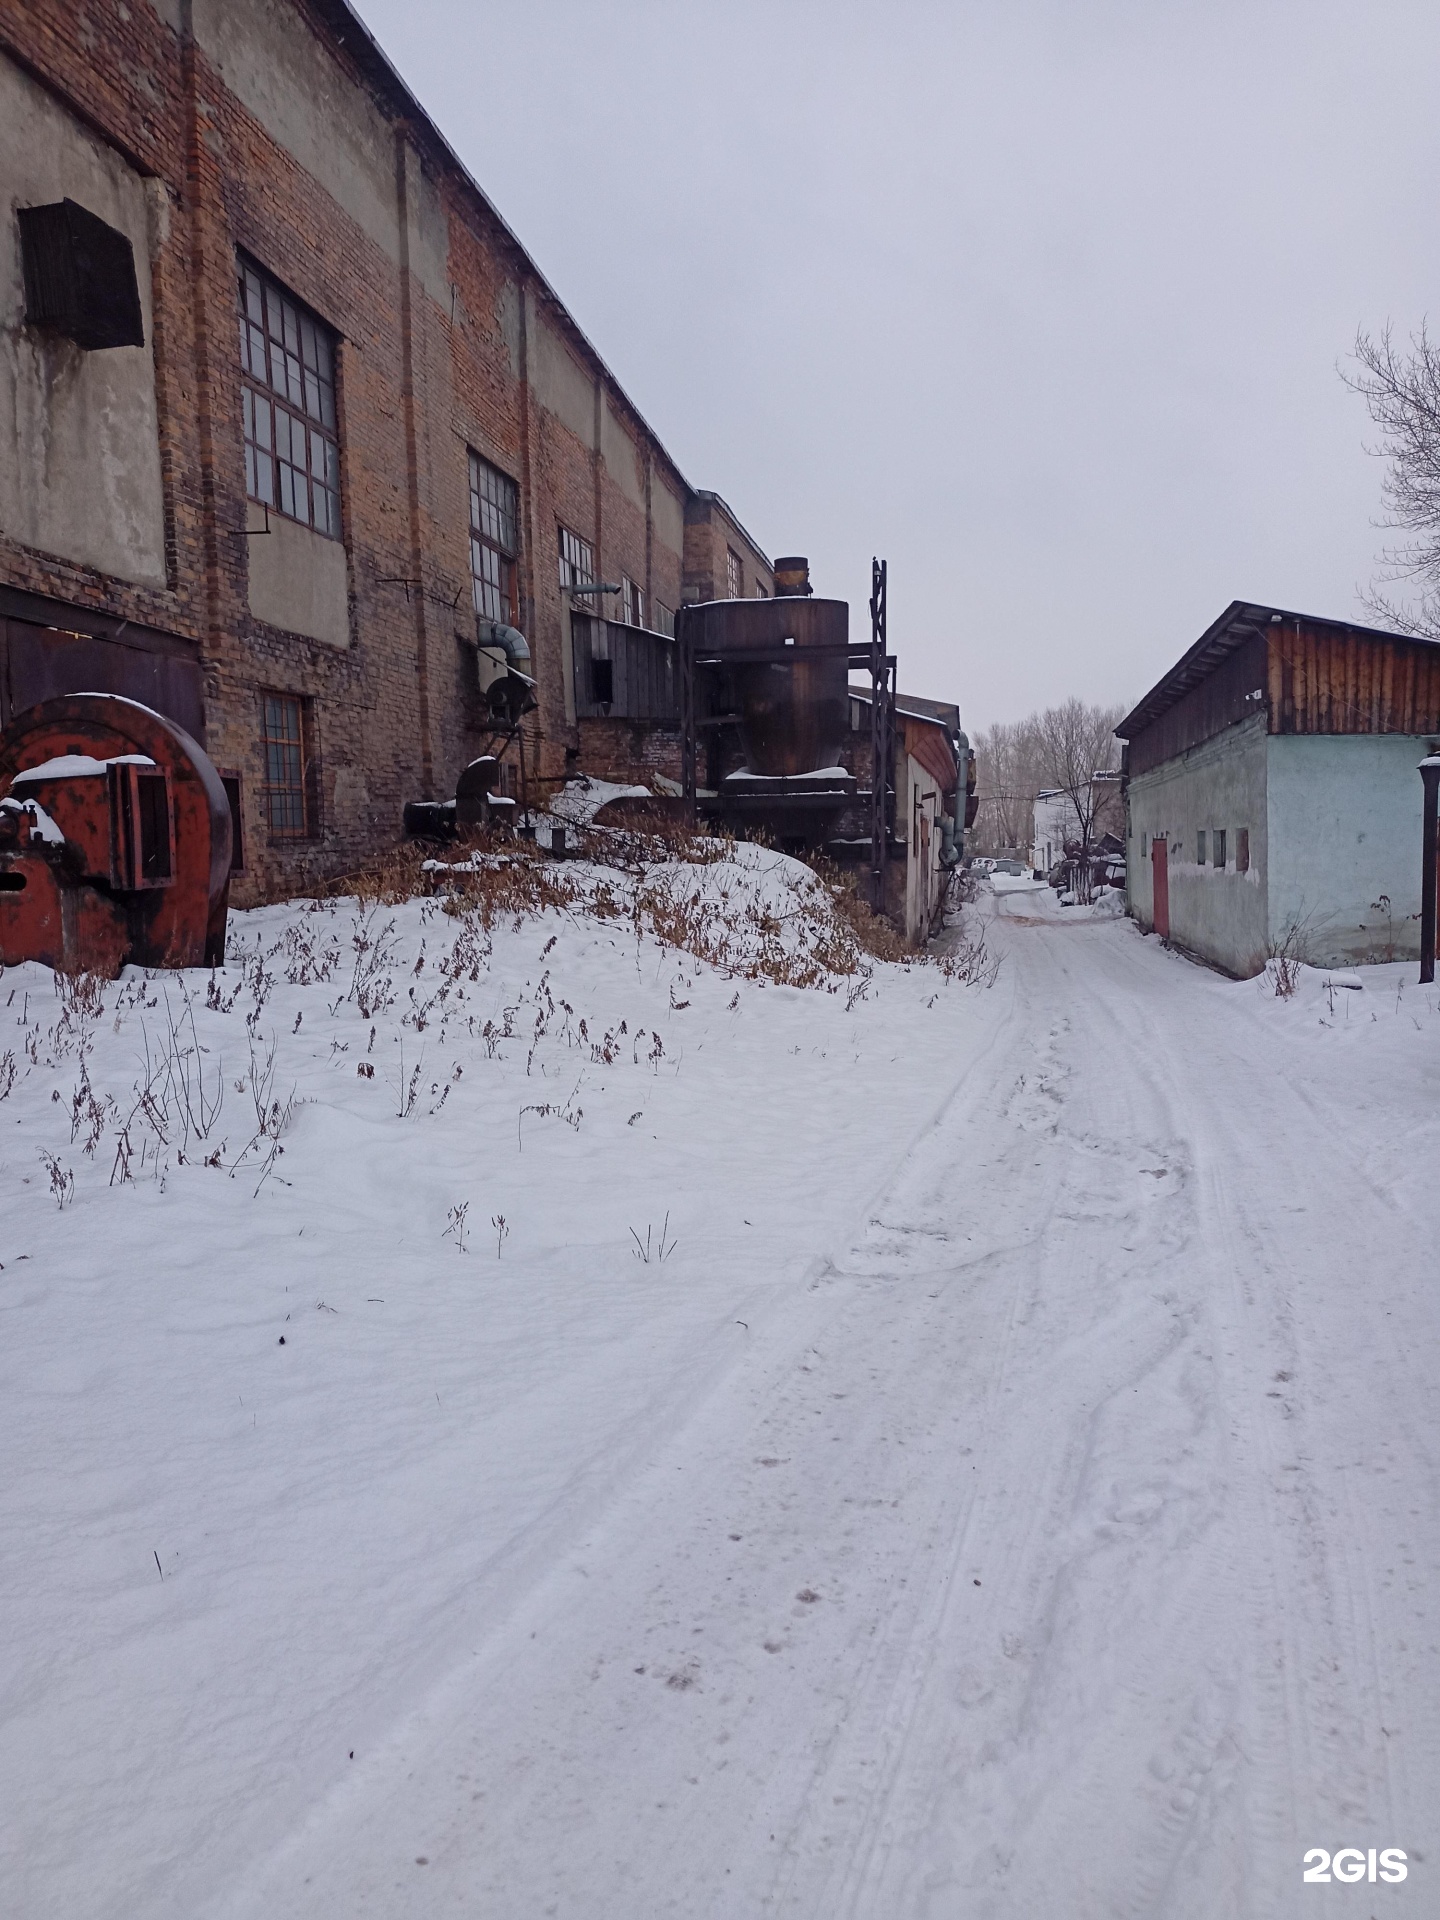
[40,1148,75,1209]
[443,1201,469,1253]
[348,904,398,1017]
[1266,917,1313,998]
[939,923,1001,988]
[630,1213,677,1264]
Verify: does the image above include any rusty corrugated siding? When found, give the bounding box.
[904,714,957,793]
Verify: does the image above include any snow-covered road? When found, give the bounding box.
[5,870,1437,1918]
[224,891,1440,1919]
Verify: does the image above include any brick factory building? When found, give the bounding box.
[1,0,776,903]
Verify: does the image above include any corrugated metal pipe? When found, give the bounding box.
[478,619,531,670]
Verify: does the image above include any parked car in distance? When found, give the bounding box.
[990,859,1026,877]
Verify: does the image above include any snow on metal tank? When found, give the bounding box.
[686,562,849,778]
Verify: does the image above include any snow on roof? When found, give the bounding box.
[12,753,156,782]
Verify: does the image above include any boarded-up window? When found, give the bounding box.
[239,259,341,538]
[19,199,144,350]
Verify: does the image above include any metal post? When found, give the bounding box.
[869,558,887,911]
[1420,752,1440,984]
[678,604,696,829]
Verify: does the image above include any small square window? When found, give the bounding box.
[1214,829,1227,868]
[1236,827,1250,874]
[1196,829,1206,866]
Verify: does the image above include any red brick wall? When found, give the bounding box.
[0,0,759,904]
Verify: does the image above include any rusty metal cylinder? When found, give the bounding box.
[688,595,849,776]
[772,556,812,598]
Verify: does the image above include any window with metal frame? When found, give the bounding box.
[558,524,595,590]
[620,575,647,630]
[239,258,341,538]
[755,581,769,598]
[652,599,674,638]
[725,546,743,599]
[260,692,310,838]
[469,453,519,625]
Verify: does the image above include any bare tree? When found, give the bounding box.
[972,716,1045,853]
[1034,698,1126,900]
[1342,323,1440,638]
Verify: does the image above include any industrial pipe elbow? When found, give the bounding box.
[478,619,531,669]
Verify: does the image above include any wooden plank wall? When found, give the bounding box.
[1268,623,1440,735]
[1125,631,1266,776]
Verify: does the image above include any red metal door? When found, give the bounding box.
[1151,836,1169,941]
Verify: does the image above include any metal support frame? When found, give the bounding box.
[868,558,893,912]
[1420,752,1440,984]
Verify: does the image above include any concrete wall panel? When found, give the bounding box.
[1125,714,1268,975]
[195,0,401,269]
[1267,733,1434,964]
[601,397,644,513]
[532,312,595,448]
[0,52,167,586]
[244,503,350,647]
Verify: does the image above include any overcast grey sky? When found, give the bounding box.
[352,0,1440,733]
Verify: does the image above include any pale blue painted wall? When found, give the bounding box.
[1126,721,1436,973]
[1267,734,1433,964]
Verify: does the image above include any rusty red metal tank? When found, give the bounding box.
[0,693,231,974]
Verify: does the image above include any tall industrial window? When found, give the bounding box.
[652,599,675,638]
[725,546,743,599]
[620,574,646,629]
[260,692,310,839]
[558,524,595,590]
[1213,829,1227,868]
[1196,830,1206,865]
[1236,828,1250,874]
[755,581,769,598]
[469,453,519,625]
[239,259,341,538]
